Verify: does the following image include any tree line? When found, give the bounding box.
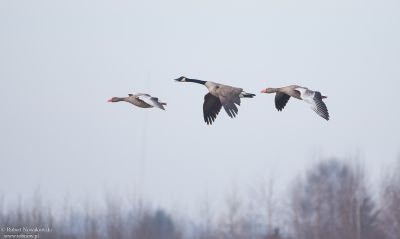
[1,157,399,239]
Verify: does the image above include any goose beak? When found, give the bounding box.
[107,98,112,102]
[260,88,267,93]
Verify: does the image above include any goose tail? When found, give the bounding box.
[240,92,256,98]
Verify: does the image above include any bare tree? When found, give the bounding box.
[83,200,100,239]
[0,193,5,226]
[249,177,278,236]
[195,195,218,239]
[105,195,124,239]
[218,184,260,239]
[380,158,400,239]
[289,159,384,239]
[30,189,44,226]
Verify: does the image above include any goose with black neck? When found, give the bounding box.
[175,76,255,125]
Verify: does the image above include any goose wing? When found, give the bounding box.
[203,93,222,125]
[217,85,242,118]
[299,89,329,120]
[274,92,291,111]
[136,94,166,110]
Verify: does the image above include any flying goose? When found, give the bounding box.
[175,76,255,125]
[108,93,166,110]
[260,85,329,120]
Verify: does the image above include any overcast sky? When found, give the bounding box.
[1,0,399,214]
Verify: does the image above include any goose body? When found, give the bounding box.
[108,93,166,110]
[260,85,329,120]
[175,76,255,125]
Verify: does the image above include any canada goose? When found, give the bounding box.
[108,93,166,110]
[175,76,255,125]
[260,85,329,120]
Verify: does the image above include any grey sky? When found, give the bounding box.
[1,0,399,213]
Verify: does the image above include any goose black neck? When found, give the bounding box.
[186,78,206,85]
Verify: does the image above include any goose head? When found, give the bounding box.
[174,76,187,82]
[107,97,124,102]
[260,88,273,93]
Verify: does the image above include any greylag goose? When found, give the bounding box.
[175,76,255,125]
[260,85,329,120]
[108,93,166,110]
